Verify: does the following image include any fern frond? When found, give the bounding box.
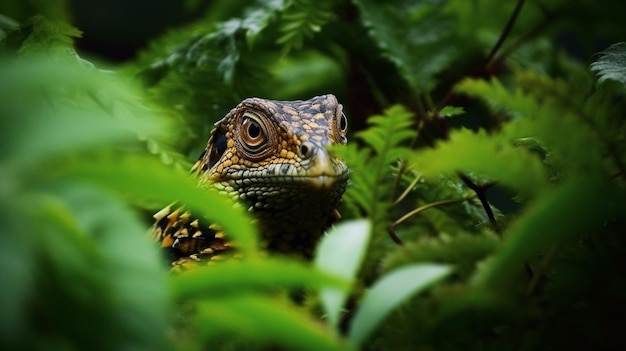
[353,0,458,92]
[457,70,626,179]
[590,42,626,89]
[411,128,550,197]
[276,0,335,53]
[332,105,416,272]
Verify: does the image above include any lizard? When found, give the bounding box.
[152,94,349,266]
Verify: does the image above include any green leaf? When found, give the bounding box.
[590,42,626,89]
[52,153,259,256]
[347,263,452,347]
[438,105,465,117]
[411,128,550,196]
[314,219,371,331]
[13,185,170,351]
[474,177,626,289]
[1,15,81,52]
[194,295,351,351]
[171,257,348,300]
[0,55,170,169]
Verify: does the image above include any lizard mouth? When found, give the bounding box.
[299,172,348,189]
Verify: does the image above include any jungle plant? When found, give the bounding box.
[1,1,625,350]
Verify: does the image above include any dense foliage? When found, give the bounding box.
[1,1,625,350]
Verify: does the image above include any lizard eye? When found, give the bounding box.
[335,109,348,145]
[339,112,348,133]
[236,112,276,161]
[241,116,267,149]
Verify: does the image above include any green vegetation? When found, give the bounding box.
[1,1,625,350]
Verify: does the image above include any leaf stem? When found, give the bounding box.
[392,195,473,229]
[393,174,422,205]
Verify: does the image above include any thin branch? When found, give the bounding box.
[484,0,526,67]
[433,0,529,117]
[492,5,561,65]
[457,172,499,233]
[524,243,559,296]
[394,174,423,205]
[392,196,473,228]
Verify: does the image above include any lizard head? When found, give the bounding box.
[198,94,349,192]
[193,94,349,253]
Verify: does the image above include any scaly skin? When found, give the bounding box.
[153,94,349,265]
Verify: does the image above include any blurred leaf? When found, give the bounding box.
[438,105,465,117]
[411,128,550,196]
[0,55,173,169]
[591,42,626,89]
[1,15,81,52]
[172,257,348,300]
[194,295,351,351]
[347,263,452,347]
[315,219,371,331]
[382,232,500,279]
[474,177,626,289]
[51,153,259,256]
[0,201,33,346]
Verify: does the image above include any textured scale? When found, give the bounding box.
[152,94,349,267]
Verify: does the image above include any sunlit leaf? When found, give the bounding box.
[315,219,371,331]
[411,128,550,196]
[172,257,347,300]
[194,295,351,351]
[51,153,259,256]
[347,263,452,347]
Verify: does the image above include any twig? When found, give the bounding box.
[388,195,473,246]
[484,0,527,67]
[393,174,423,205]
[392,196,473,228]
[457,172,499,233]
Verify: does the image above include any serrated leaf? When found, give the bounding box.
[411,128,550,196]
[439,105,465,117]
[590,42,626,88]
[172,257,347,300]
[347,263,452,347]
[194,295,351,351]
[353,0,458,92]
[315,219,371,331]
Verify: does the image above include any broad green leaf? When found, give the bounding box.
[0,201,33,345]
[474,177,626,289]
[51,153,259,256]
[315,219,371,331]
[347,263,452,347]
[171,257,348,300]
[0,55,169,169]
[18,185,169,351]
[194,295,351,351]
[590,42,626,89]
